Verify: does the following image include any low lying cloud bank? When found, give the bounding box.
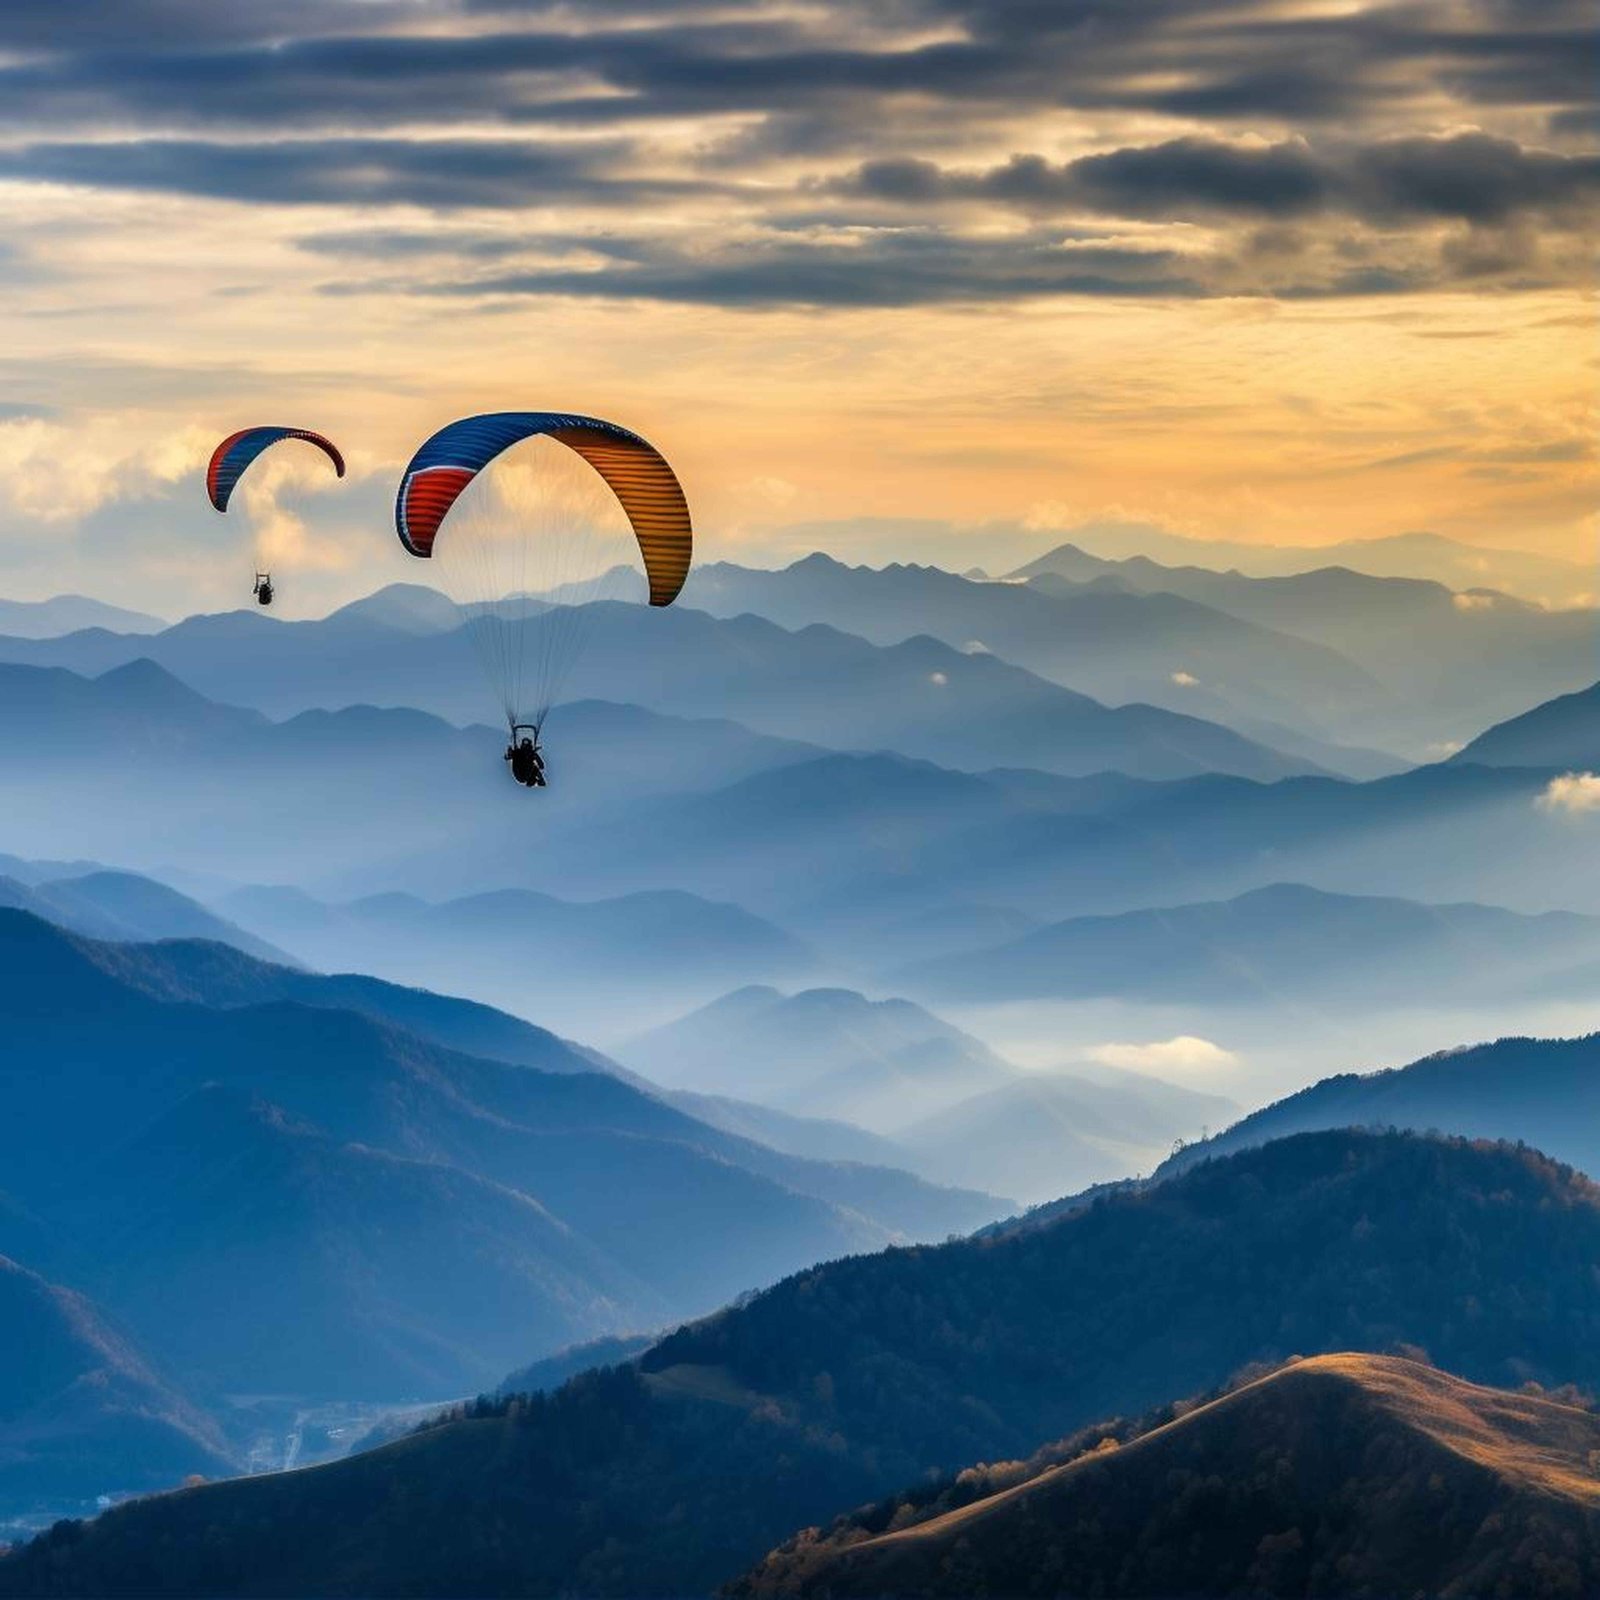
[1089,1035,1240,1075]
[1537,772,1600,815]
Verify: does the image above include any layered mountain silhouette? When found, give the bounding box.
[736,1354,1600,1599]
[218,884,819,1034]
[0,910,1000,1401]
[678,555,1390,769]
[901,881,1600,1007]
[618,985,1015,1132]
[0,870,291,962]
[9,1131,1600,1597]
[1015,542,1597,753]
[0,595,164,640]
[1015,523,1591,608]
[0,604,1313,782]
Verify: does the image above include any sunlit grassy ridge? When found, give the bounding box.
[737,1353,1600,1597]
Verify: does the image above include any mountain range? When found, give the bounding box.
[0,601,1312,783]
[1017,523,1593,606]
[1016,544,1598,754]
[678,556,1397,773]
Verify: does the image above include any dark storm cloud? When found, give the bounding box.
[0,137,712,208]
[836,134,1600,226]
[415,230,1206,307]
[0,0,1588,138]
[0,0,1592,305]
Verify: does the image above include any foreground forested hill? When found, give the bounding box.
[7,1130,1600,1597]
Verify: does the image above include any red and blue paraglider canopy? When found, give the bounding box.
[395,412,691,608]
[206,426,346,514]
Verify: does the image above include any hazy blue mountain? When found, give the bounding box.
[72,926,631,1081]
[67,1084,666,1399]
[619,985,1016,1132]
[901,882,1600,1007]
[660,1091,922,1171]
[495,1335,658,1400]
[0,852,105,886]
[1160,1030,1600,1185]
[898,1071,1237,1203]
[0,911,1004,1399]
[679,555,1387,767]
[218,883,820,1032]
[0,596,164,640]
[12,1132,1600,1598]
[737,1354,1600,1600]
[0,870,293,963]
[324,583,462,635]
[1017,523,1592,605]
[0,1254,234,1520]
[535,744,1591,940]
[1019,548,1598,754]
[1449,679,1600,769]
[64,920,1001,1243]
[0,603,1314,783]
[0,658,826,897]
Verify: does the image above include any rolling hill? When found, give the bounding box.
[736,1354,1600,1598]
[7,1131,1600,1596]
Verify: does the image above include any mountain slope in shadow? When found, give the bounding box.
[0,1254,234,1517]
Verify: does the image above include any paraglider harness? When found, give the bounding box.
[253,572,274,607]
[505,723,547,788]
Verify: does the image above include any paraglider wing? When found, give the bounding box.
[206,426,346,514]
[396,412,691,606]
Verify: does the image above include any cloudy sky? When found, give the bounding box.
[0,0,1593,611]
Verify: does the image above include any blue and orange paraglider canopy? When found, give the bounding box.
[206,426,346,514]
[395,412,691,607]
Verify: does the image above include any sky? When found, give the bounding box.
[0,0,1594,613]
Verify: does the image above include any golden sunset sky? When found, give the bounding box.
[0,0,1593,610]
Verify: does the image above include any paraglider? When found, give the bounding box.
[505,727,546,788]
[395,411,692,788]
[206,426,346,607]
